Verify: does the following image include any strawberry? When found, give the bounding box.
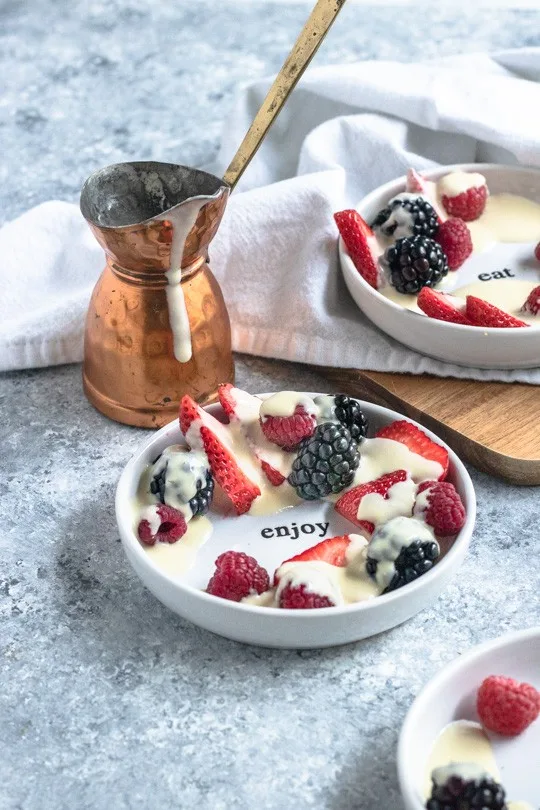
[435,218,473,270]
[334,209,380,289]
[217,382,240,420]
[260,461,286,487]
[466,295,529,329]
[522,285,540,317]
[375,420,449,480]
[406,168,427,194]
[274,534,352,583]
[441,183,487,222]
[179,394,261,515]
[405,169,446,221]
[335,470,409,534]
[217,384,293,487]
[417,287,473,326]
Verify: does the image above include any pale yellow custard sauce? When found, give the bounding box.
[424,720,533,810]
[375,172,540,327]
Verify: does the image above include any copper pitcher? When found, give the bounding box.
[80,161,234,429]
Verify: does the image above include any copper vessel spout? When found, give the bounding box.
[80,161,234,428]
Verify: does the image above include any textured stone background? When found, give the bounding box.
[1,3,540,809]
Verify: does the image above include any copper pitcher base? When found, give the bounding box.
[83,371,231,429]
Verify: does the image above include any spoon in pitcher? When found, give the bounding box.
[223,0,346,190]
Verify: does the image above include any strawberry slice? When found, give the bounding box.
[334,210,380,289]
[274,534,352,583]
[180,394,261,515]
[218,384,293,487]
[375,420,449,481]
[260,461,286,487]
[334,470,408,534]
[466,295,529,329]
[405,168,446,221]
[406,168,428,194]
[417,287,473,326]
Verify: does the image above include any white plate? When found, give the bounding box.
[339,163,540,369]
[398,628,540,809]
[115,394,476,648]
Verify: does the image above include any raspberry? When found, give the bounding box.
[466,295,529,328]
[278,583,335,609]
[206,551,269,602]
[260,405,316,450]
[435,218,473,270]
[441,184,487,221]
[522,284,540,316]
[415,480,466,536]
[477,675,540,736]
[137,504,187,546]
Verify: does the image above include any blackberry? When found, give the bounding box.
[188,470,214,517]
[427,766,507,810]
[385,235,449,294]
[149,446,213,517]
[383,538,439,592]
[333,395,368,442]
[366,516,439,593]
[150,463,167,502]
[288,423,359,500]
[372,196,439,239]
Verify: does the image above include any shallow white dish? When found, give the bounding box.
[116,394,476,649]
[398,627,540,809]
[339,163,540,369]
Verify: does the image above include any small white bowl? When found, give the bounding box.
[340,163,540,369]
[398,627,540,809]
[115,394,476,649]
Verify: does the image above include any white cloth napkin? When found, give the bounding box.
[2,49,540,382]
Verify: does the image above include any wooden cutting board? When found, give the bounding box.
[321,369,540,486]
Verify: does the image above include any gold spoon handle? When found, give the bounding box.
[223,0,346,190]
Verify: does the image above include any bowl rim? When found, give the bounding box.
[115,392,476,619]
[397,625,540,810]
[340,162,540,336]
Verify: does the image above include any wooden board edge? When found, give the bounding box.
[321,367,540,487]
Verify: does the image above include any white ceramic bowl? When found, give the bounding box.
[398,627,540,809]
[115,394,476,649]
[340,163,540,369]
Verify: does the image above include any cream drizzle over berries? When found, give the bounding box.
[357,478,416,527]
[259,391,317,420]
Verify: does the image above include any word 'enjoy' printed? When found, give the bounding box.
[261,521,330,540]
